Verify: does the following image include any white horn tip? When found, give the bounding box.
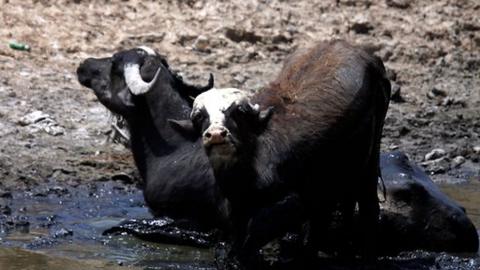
[137,46,156,56]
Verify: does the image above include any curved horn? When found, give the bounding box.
[124,63,161,95]
[175,73,214,99]
[198,73,214,92]
[137,46,156,56]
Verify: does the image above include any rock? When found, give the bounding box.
[386,68,397,81]
[18,110,65,136]
[18,110,50,126]
[111,173,135,184]
[233,74,248,84]
[425,148,446,161]
[473,146,480,154]
[398,125,410,136]
[225,28,262,44]
[0,205,11,215]
[193,35,211,53]
[429,86,447,98]
[0,192,12,199]
[53,228,73,238]
[271,33,293,44]
[43,125,65,136]
[421,157,448,175]
[386,0,411,9]
[391,84,405,103]
[349,15,374,34]
[452,156,466,168]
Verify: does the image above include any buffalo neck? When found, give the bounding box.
[126,79,197,180]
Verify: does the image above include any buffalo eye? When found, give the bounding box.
[191,111,205,125]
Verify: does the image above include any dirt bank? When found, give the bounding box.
[0,0,479,228]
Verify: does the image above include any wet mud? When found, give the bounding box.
[0,0,479,269]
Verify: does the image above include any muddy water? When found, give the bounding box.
[439,180,480,245]
[0,180,479,269]
[0,181,215,270]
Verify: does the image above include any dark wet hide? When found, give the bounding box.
[280,252,479,270]
[103,218,216,248]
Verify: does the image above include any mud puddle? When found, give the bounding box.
[0,181,215,269]
[440,180,480,233]
[0,179,478,269]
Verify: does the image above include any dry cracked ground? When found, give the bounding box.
[0,0,479,223]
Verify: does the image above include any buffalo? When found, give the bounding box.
[172,40,391,266]
[77,47,228,230]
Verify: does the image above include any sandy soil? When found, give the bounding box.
[0,0,479,191]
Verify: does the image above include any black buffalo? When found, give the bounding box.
[378,151,479,254]
[77,47,478,266]
[77,47,228,230]
[172,40,392,266]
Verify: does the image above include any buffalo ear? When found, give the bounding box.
[168,119,199,140]
[258,106,274,126]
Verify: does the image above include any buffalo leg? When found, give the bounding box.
[226,194,306,269]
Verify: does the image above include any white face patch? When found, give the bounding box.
[137,46,156,56]
[192,88,251,130]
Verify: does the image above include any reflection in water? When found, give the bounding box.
[440,179,480,257]
[440,180,480,234]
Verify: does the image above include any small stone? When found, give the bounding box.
[441,96,454,107]
[388,144,399,150]
[53,228,73,238]
[349,15,374,34]
[430,86,447,97]
[386,0,411,9]
[452,156,466,168]
[391,84,405,103]
[0,192,12,199]
[386,68,397,81]
[425,148,446,161]
[398,126,410,136]
[0,205,11,215]
[18,111,50,126]
[193,35,211,53]
[225,28,262,44]
[420,157,448,175]
[473,146,480,154]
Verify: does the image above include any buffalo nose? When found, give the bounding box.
[204,128,228,145]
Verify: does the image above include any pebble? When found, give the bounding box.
[428,86,447,98]
[391,84,405,103]
[386,0,411,9]
[386,68,397,81]
[18,111,65,136]
[193,35,211,53]
[349,15,374,34]
[425,148,446,161]
[225,28,262,43]
[473,146,480,154]
[18,110,50,126]
[0,205,12,215]
[53,228,73,238]
[452,156,466,168]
